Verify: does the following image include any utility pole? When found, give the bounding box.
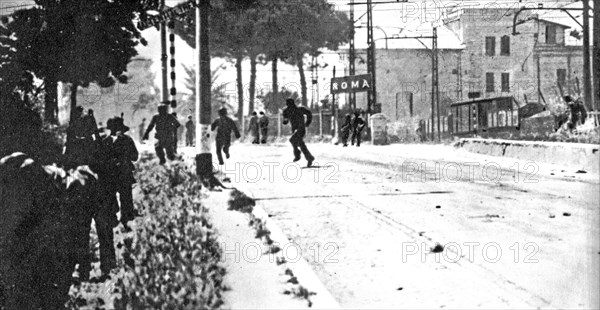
[582,0,592,111]
[594,0,600,111]
[433,27,440,141]
[195,0,213,180]
[349,0,356,111]
[366,0,375,116]
[160,0,168,104]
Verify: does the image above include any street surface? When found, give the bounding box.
[196,142,599,309]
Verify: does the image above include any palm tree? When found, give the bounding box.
[182,64,233,120]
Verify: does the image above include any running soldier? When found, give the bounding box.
[351,111,366,147]
[259,111,269,144]
[142,105,179,164]
[282,98,315,167]
[211,108,241,165]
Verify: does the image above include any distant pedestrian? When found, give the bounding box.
[171,112,182,154]
[282,98,315,167]
[138,118,146,141]
[340,114,352,147]
[564,95,587,131]
[351,111,366,147]
[211,108,241,165]
[259,111,269,144]
[142,105,179,164]
[248,111,259,144]
[185,115,195,146]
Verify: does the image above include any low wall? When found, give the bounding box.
[455,138,600,173]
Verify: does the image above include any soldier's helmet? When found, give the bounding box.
[218,107,227,116]
[158,104,168,115]
[286,98,296,107]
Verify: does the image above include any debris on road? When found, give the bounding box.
[563,212,572,217]
[430,243,444,253]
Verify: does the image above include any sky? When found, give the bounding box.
[1,0,592,110]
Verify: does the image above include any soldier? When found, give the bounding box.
[259,111,269,144]
[185,115,195,146]
[282,98,315,167]
[142,105,179,164]
[564,96,588,131]
[340,114,352,147]
[351,110,366,147]
[248,111,259,144]
[211,108,241,165]
[64,106,99,167]
[104,117,139,227]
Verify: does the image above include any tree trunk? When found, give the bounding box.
[249,55,257,114]
[297,54,307,108]
[235,55,244,124]
[44,78,58,124]
[272,55,278,112]
[70,83,78,124]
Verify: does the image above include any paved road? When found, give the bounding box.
[209,142,598,309]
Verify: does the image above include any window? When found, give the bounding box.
[486,72,495,92]
[500,35,510,55]
[501,73,510,92]
[546,25,556,44]
[485,36,496,56]
[557,69,566,89]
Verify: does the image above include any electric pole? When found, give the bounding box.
[160,0,169,105]
[594,0,600,111]
[349,0,356,111]
[433,27,440,141]
[582,0,592,111]
[366,0,376,116]
[195,0,213,180]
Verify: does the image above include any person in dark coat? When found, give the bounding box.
[259,111,269,144]
[103,117,139,226]
[185,115,195,146]
[351,111,366,147]
[65,106,100,167]
[282,98,315,167]
[211,108,241,165]
[248,111,259,144]
[142,105,179,164]
[564,95,587,130]
[340,114,352,147]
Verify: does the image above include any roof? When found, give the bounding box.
[537,18,571,29]
[450,96,516,107]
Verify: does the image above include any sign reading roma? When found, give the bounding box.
[330,74,373,94]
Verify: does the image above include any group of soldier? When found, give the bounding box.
[248,111,270,144]
[64,106,139,282]
[340,110,366,147]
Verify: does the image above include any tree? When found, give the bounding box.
[259,88,299,115]
[14,0,154,123]
[182,64,232,121]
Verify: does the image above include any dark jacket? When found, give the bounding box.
[282,106,312,132]
[248,116,259,133]
[95,134,139,184]
[211,116,241,141]
[144,113,179,141]
[352,115,366,132]
[259,115,269,129]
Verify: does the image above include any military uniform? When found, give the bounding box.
[259,112,269,144]
[340,114,352,147]
[351,112,366,147]
[143,105,179,164]
[248,112,259,144]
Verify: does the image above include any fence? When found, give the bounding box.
[240,111,334,139]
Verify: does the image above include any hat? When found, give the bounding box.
[286,98,296,106]
[107,117,130,133]
[218,107,227,116]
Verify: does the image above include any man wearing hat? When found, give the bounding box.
[282,98,315,167]
[211,108,241,165]
[142,105,179,164]
[102,116,139,226]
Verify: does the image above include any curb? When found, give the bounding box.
[455,138,600,173]
[235,184,342,310]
